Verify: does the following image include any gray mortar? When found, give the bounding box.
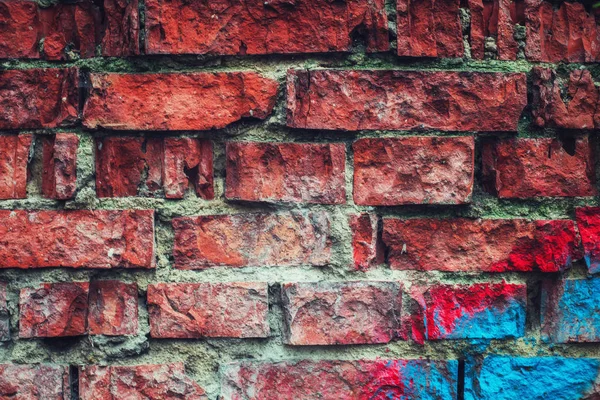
[2,7,600,400]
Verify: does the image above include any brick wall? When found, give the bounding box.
[1,0,600,398]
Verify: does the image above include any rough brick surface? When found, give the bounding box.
[147,282,269,339]
[411,283,526,341]
[0,210,155,269]
[469,0,521,60]
[19,282,89,338]
[575,207,600,274]
[0,134,32,200]
[350,214,383,271]
[173,212,331,269]
[164,138,214,199]
[525,0,600,62]
[542,278,600,343]
[383,218,581,272]
[0,68,79,129]
[353,137,474,205]
[466,356,600,400]
[287,70,527,131]
[145,0,388,55]
[0,282,8,341]
[79,363,207,400]
[0,364,70,400]
[226,142,346,204]
[88,280,138,336]
[482,136,597,198]
[0,0,40,58]
[222,359,458,399]
[42,133,79,200]
[83,72,279,131]
[281,281,402,345]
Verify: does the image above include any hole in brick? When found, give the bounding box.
[559,134,577,156]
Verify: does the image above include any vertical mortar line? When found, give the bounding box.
[69,364,80,400]
[457,359,465,400]
[138,0,146,55]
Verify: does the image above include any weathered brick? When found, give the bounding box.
[164,138,214,200]
[0,68,79,129]
[173,212,331,269]
[147,282,269,339]
[542,278,600,343]
[353,137,474,205]
[88,280,138,336]
[532,68,600,129]
[0,282,8,341]
[0,364,70,400]
[0,134,32,200]
[525,0,600,62]
[287,70,527,132]
[226,142,346,204]
[575,207,600,274]
[79,363,207,400]
[281,281,402,345]
[19,282,89,338]
[221,359,458,399]
[42,133,78,200]
[396,0,463,58]
[383,218,581,272]
[100,0,140,57]
[83,72,279,131]
[469,0,521,60]
[0,1,40,58]
[482,136,596,198]
[145,0,388,55]
[350,214,383,271]
[410,283,526,341]
[466,356,600,400]
[0,210,155,269]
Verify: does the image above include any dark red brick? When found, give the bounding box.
[532,68,600,129]
[173,212,331,269]
[79,363,207,400]
[576,207,600,274]
[483,136,596,198]
[0,1,40,58]
[19,282,89,338]
[0,282,8,341]
[383,218,581,272]
[350,214,384,271]
[469,0,520,60]
[287,70,527,132]
[88,280,138,336]
[83,72,279,131]
[0,210,155,269]
[164,138,213,200]
[0,68,79,129]
[0,134,32,200]
[353,137,474,205]
[145,0,388,55]
[147,282,269,339]
[281,281,402,345]
[396,0,463,58]
[42,133,79,200]
[0,364,69,400]
[226,142,346,204]
[100,0,140,57]
[221,359,458,399]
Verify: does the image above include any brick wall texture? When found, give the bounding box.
[2,0,600,399]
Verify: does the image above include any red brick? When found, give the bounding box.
[79,363,207,400]
[0,1,40,58]
[0,134,32,200]
[525,0,600,62]
[350,214,384,271]
[0,68,79,129]
[19,282,89,338]
[576,207,600,274]
[164,138,213,199]
[383,218,581,272]
[0,364,70,400]
[226,142,346,204]
[396,0,463,58]
[145,0,388,55]
[0,210,154,269]
[147,282,269,339]
[221,359,458,399]
[100,0,140,57]
[281,281,402,345]
[173,212,331,269]
[287,70,527,132]
[88,280,138,336]
[483,136,596,199]
[470,0,520,60]
[532,68,600,129]
[83,72,279,131]
[0,282,8,341]
[42,133,79,200]
[353,137,474,205]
